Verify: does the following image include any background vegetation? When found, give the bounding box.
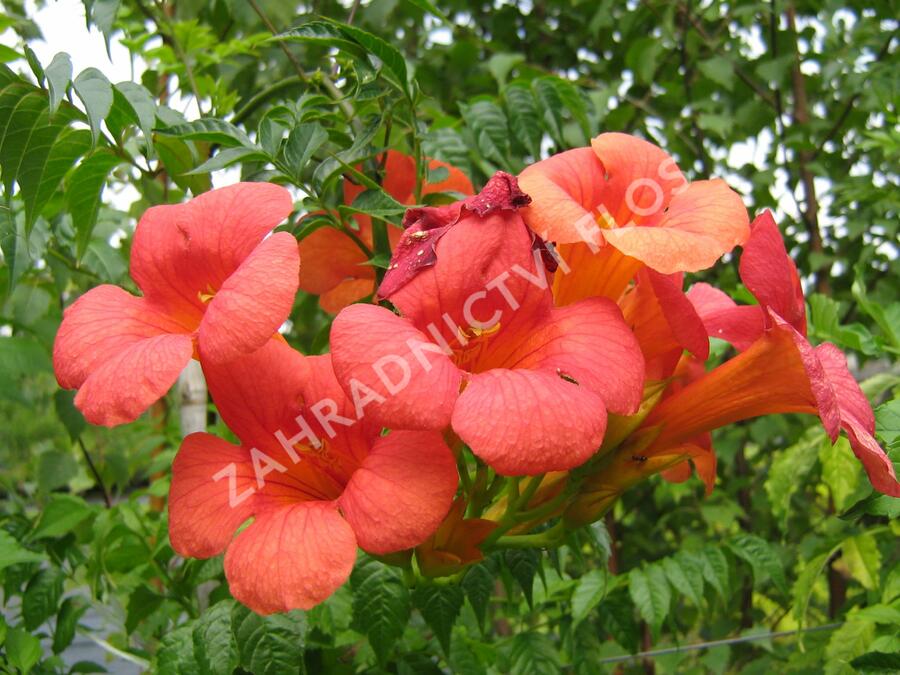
[0,0,898,672]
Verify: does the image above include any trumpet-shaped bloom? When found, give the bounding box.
[518,133,749,305]
[298,150,473,312]
[168,340,458,613]
[645,212,899,496]
[329,173,644,476]
[53,183,298,427]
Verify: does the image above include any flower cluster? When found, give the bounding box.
[53,133,899,614]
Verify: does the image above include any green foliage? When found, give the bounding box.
[0,0,898,672]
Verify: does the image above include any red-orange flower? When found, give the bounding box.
[168,340,458,613]
[298,150,473,312]
[53,183,297,426]
[645,212,899,497]
[329,173,644,475]
[518,133,749,305]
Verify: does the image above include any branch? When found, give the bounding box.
[78,438,112,508]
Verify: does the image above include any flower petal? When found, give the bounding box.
[814,343,875,433]
[224,501,357,613]
[74,333,193,426]
[645,270,709,361]
[496,296,644,415]
[320,278,375,314]
[198,231,299,363]
[202,339,309,453]
[339,430,457,554]
[53,284,188,390]
[452,368,608,475]
[843,421,900,498]
[602,180,749,274]
[644,323,819,452]
[687,282,765,351]
[168,432,256,558]
[297,224,372,296]
[740,211,806,335]
[330,303,462,430]
[131,182,293,317]
[518,147,607,244]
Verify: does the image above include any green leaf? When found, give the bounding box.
[67,149,122,257]
[159,118,253,147]
[322,18,410,98]
[403,0,451,24]
[0,530,45,571]
[283,122,328,180]
[0,90,51,195]
[598,589,640,653]
[851,651,900,672]
[629,564,671,634]
[509,632,560,675]
[765,427,822,527]
[23,45,43,84]
[841,493,900,520]
[53,597,88,654]
[460,99,510,166]
[23,567,64,630]
[89,0,121,43]
[875,399,900,446]
[113,81,156,142]
[695,546,729,600]
[488,53,525,86]
[505,84,542,158]
[5,627,42,674]
[625,36,663,84]
[571,568,607,624]
[825,617,875,673]
[698,57,735,90]
[412,583,463,654]
[662,554,704,607]
[21,126,92,229]
[448,634,486,675]
[32,493,95,539]
[504,549,539,608]
[45,52,72,114]
[193,600,238,675]
[841,533,881,591]
[461,563,493,632]
[342,188,407,220]
[820,437,862,511]
[37,450,78,493]
[792,551,830,627]
[186,146,267,175]
[156,623,197,673]
[726,534,788,595]
[232,604,307,675]
[125,586,164,634]
[352,558,410,662]
[531,77,565,147]
[73,67,113,145]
